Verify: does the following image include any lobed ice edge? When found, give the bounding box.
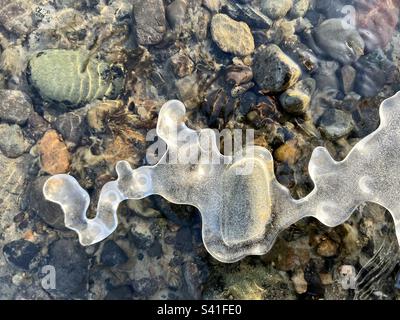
[44,92,400,263]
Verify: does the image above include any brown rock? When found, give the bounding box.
[38,130,71,175]
[317,238,338,257]
[274,140,300,165]
[291,270,307,294]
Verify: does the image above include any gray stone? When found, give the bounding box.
[261,0,293,19]
[100,240,128,267]
[314,18,365,65]
[25,176,66,229]
[0,90,33,125]
[54,109,87,145]
[340,65,356,94]
[166,0,187,29]
[0,123,29,158]
[202,0,220,12]
[221,1,272,29]
[318,108,354,140]
[253,44,301,93]
[47,239,89,298]
[3,240,39,271]
[132,0,167,45]
[314,60,340,90]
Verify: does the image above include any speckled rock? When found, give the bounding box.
[211,13,255,56]
[202,0,220,12]
[280,78,316,114]
[170,53,194,78]
[317,238,339,257]
[261,0,293,19]
[3,240,40,271]
[318,109,354,140]
[0,123,29,158]
[0,90,33,125]
[253,44,301,93]
[87,100,123,132]
[37,130,71,175]
[0,0,33,35]
[132,0,167,45]
[314,18,365,65]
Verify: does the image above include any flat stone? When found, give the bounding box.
[211,13,255,56]
[261,0,293,19]
[318,108,354,140]
[132,0,167,45]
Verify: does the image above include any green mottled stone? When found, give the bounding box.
[28,49,124,107]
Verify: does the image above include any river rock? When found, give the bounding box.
[253,44,301,93]
[261,0,293,19]
[280,78,316,114]
[314,18,365,65]
[289,0,310,18]
[318,108,354,140]
[132,0,167,45]
[0,123,29,158]
[211,13,255,56]
[0,90,33,125]
[166,0,187,30]
[3,240,40,270]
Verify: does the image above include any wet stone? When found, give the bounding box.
[25,176,66,229]
[0,90,33,125]
[3,240,40,271]
[47,239,89,297]
[221,1,272,29]
[289,0,310,18]
[166,0,187,30]
[53,109,87,145]
[211,13,255,56]
[318,108,354,140]
[261,0,293,19]
[340,65,356,94]
[132,0,167,45]
[313,18,365,65]
[280,78,316,114]
[100,240,128,267]
[202,0,221,12]
[170,53,194,78]
[253,44,301,93]
[37,130,71,175]
[0,123,29,158]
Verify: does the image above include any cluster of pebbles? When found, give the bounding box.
[0,0,400,300]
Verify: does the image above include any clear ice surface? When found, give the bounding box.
[44,92,400,263]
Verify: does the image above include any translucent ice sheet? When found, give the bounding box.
[44,92,400,263]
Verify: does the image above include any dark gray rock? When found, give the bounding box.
[355,50,397,97]
[47,239,88,297]
[0,123,29,158]
[0,90,33,125]
[314,60,340,90]
[3,240,40,270]
[25,176,66,229]
[221,0,272,29]
[100,240,128,267]
[132,0,166,45]
[132,277,159,297]
[105,285,133,300]
[53,109,87,145]
[318,108,354,140]
[253,44,301,93]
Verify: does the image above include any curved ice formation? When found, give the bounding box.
[44,92,400,263]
